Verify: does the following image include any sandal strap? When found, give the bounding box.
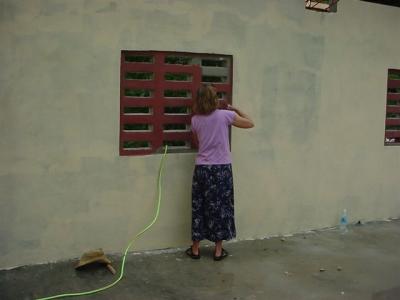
[214,248,229,261]
[185,247,200,259]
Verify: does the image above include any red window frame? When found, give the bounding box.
[385,69,400,146]
[120,51,233,156]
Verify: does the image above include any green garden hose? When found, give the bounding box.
[36,146,168,300]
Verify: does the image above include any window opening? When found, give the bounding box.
[165,56,192,65]
[385,69,400,145]
[120,51,233,156]
[125,72,154,80]
[125,55,153,63]
[164,106,190,115]
[123,141,151,150]
[124,107,152,115]
[202,75,228,83]
[163,140,190,148]
[165,73,192,81]
[125,89,153,97]
[305,0,339,12]
[163,124,190,132]
[123,124,152,132]
[164,90,191,98]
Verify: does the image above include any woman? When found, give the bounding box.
[186,84,254,261]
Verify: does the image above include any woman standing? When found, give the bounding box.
[186,84,254,261]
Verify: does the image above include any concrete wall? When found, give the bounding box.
[1,0,399,269]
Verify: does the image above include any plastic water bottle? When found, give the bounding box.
[340,209,348,233]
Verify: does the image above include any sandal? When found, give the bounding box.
[185,247,200,259]
[214,248,228,261]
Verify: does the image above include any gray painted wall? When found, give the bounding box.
[1,0,399,268]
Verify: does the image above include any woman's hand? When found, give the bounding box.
[228,105,254,128]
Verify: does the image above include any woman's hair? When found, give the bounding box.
[193,84,218,115]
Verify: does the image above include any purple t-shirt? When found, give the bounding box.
[191,109,236,165]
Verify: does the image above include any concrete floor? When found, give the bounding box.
[1,220,400,300]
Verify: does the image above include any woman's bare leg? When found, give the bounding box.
[215,240,222,257]
[191,240,200,255]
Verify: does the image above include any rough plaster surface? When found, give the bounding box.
[0,0,400,268]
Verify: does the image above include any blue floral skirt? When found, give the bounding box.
[191,164,236,242]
